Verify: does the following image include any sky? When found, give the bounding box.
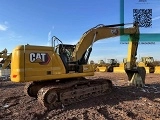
[0,0,160,63]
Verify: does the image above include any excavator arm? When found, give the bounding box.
[124,26,146,87]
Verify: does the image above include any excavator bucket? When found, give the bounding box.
[126,67,146,87]
[154,66,160,74]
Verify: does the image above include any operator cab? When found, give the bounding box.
[53,35,92,73]
[55,44,79,73]
[55,44,75,62]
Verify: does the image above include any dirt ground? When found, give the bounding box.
[0,72,160,120]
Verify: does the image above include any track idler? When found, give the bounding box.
[125,67,146,87]
[24,81,50,98]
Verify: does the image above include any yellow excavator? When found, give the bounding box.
[10,23,146,109]
[95,59,108,72]
[107,59,119,72]
[0,49,11,78]
[138,57,155,73]
[95,59,119,72]
[0,48,12,69]
[0,48,12,80]
[113,58,127,73]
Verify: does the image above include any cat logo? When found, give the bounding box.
[29,53,50,65]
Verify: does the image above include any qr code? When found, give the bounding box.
[133,9,152,27]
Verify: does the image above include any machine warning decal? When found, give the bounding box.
[29,53,50,65]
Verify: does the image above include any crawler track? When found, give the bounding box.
[36,78,112,109]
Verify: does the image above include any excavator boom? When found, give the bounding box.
[72,23,138,62]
